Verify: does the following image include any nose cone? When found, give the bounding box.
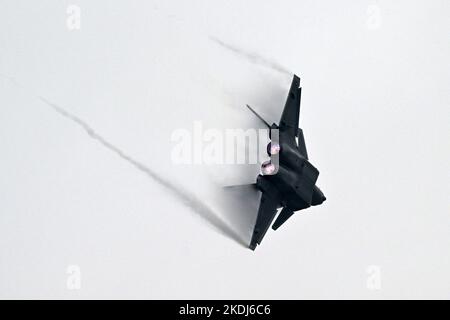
[311,186,326,206]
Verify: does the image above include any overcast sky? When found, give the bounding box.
[0,0,449,299]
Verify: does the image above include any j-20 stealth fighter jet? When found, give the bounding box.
[246,75,326,250]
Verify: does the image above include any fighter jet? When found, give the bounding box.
[246,75,326,250]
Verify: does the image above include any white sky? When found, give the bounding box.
[0,0,449,298]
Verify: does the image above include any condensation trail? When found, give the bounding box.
[210,36,291,76]
[0,74,247,248]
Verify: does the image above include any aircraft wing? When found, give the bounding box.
[249,190,280,250]
[279,75,301,136]
[279,74,308,159]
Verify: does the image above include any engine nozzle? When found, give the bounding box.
[267,142,281,155]
[261,160,276,175]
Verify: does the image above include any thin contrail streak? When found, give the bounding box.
[210,36,291,76]
[1,75,247,247]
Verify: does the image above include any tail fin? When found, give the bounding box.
[223,183,257,191]
[272,207,294,230]
[246,104,271,128]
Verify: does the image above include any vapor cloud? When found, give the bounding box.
[1,75,247,248]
